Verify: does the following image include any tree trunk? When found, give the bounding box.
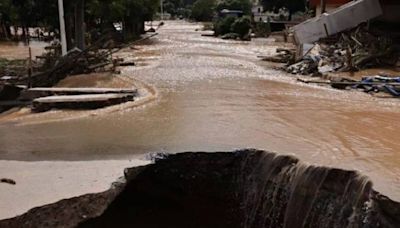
[5,24,11,39]
[74,0,85,50]
[0,22,8,40]
[66,11,74,51]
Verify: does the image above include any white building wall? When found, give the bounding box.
[293,0,383,44]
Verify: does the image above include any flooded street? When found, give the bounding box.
[1,21,400,200]
[0,41,48,59]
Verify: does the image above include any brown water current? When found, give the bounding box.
[0,21,400,201]
[0,41,48,59]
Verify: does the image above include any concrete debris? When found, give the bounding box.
[293,0,382,44]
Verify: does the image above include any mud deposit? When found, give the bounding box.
[1,150,399,228]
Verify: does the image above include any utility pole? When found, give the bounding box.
[75,0,85,50]
[58,0,67,56]
[160,0,164,21]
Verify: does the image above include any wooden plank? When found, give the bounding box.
[34,94,133,103]
[28,87,137,94]
[32,93,134,112]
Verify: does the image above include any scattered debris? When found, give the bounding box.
[297,75,400,98]
[1,178,16,185]
[286,25,399,75]
[0,33,157,114]
[117,61,135,67]
[146,28,156,33]
[351,75,400,96]
[258,48,295,64]
[0,33,158,89]
[221,33,240,40]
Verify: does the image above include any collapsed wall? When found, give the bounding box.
[1,150,399,228]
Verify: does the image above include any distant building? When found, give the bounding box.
[251,0,269,22]
[251,0,291,23]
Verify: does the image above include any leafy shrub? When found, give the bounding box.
[191,0,216,21]
[230,16,251,38]
[213,16,236,36]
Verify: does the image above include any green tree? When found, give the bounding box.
[87,0,159,40]
[261,0,306,20]
[0,0,16,39]
[191,0,216,21]
[214,16,235,35]
[230,16,251,38]
[0,0,160,41]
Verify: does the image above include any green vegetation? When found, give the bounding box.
[214,16,251,40]
[230,16,251,38]
[0,0,159,42]
[214,16,236,36]
[253,21,271,37]
[261,0,307,20]
[191,0,216,21]
[209,0,252,40]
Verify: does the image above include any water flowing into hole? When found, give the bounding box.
[2,150,399,228]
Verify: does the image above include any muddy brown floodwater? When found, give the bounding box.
[0,21,400,201]
[0,40,48,59]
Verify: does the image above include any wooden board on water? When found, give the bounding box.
[28,87,137,95]
[32,93,134,112]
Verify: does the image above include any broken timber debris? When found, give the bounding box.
[285,24,400,76]
[0,178,16,185]
[297,75,400,97]
[6,33,158,88]
[258,48,296,64]
[0,33,157,114]
[257,0,398,77]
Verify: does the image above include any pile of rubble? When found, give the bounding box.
[258,48,296,64]
[286,25,400,75]
[0,33,157,88]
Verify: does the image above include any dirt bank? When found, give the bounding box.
[1,150,399,228]
[0,159,150,220]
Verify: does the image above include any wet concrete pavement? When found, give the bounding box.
[1,21,400,201]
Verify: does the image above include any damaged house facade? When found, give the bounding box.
[281,0,400,97]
